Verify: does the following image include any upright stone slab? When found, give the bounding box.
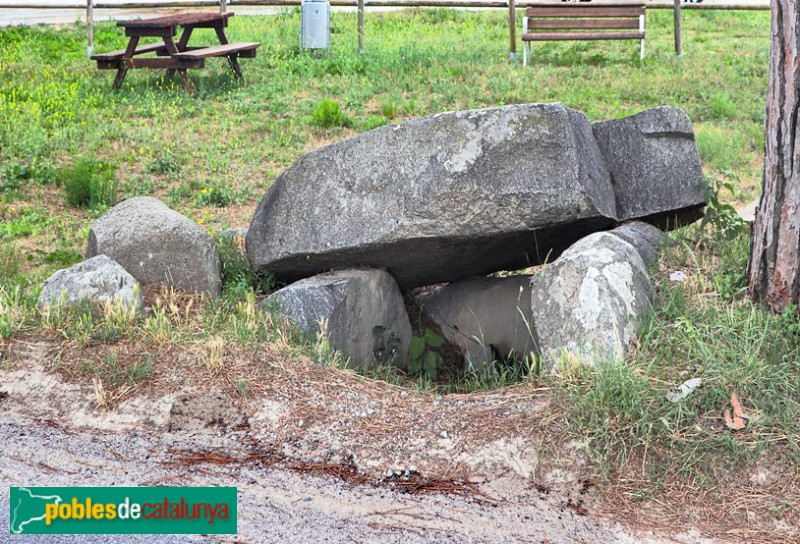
[248,103,617,289]
[530,232,653,368]
[592,106,706,227]
[262,269,412,370]
[419,275,537,370]
[610,221,671,265]
[86,197,221,296]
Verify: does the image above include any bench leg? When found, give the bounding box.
[639,15,645,60]
[523,42,530,67]
[522,16,528,67]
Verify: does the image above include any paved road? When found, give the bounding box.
[0,5,283,27]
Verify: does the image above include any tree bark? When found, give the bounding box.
[748,0,800,312]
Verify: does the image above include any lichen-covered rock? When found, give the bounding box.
[530,232,653,368]
[248,103,617,289]
[592,106,706,227]
[262,269,412,369]
[38,255,143,311]
[610,221,671,265]
[419,275,536,370]
[86,197,221,296]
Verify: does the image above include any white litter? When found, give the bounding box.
[665,377,703,403]
[669,271,686,282]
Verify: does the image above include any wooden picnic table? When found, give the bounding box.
[91,11,260,90]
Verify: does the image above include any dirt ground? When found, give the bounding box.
[0,338,719,544]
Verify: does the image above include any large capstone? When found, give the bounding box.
[418,275,536,370]
[247,103,617,289]
[592,106,706,227]
[262,269,412,370]
[530,232,653,368]
[38,255,143,311]
[86,197,221,296]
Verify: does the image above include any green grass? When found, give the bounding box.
[556,225,800,492]
[1,7,793,508]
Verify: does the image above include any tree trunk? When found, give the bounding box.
[748,0,800,312]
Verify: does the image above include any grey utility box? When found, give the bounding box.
[301,0,331,49]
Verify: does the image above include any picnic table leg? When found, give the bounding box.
[226,55,244,80]
[166,27,194,81]
[213,24,244,81]
[163,35,195,91]
[113,36,139,90]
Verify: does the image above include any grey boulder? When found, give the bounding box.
[610,221,671,265]
[262,269,412,370]
[592,106,706,227]
[247,103,617,289]
[86,197,221,296]
[217,227,248,241]
[38,255,143,311]
[530,232,653,368]
[419,275,536,370]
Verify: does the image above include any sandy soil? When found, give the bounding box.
[0,339,717,544]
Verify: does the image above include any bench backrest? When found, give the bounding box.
[525,3,645,35]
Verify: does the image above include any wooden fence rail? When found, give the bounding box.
[0,1,772,8]
[0,0,770,59]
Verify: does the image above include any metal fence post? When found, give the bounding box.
[220,0,227,13]
[87,0,94,57]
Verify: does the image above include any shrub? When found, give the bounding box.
[60,157,117,209]
[312,98,351,128]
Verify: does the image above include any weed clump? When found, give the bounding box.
[216,233,274,296]
[312,98,351,128]
[0,242,23,285]
[59,157,118,209]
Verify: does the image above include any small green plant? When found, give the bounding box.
[59,157,118,209]
[65,311,95,348]
[699,173,749,242]
[0,242,23,285]
[380,100,399,119]
[1,161,29,193]
[235,378,250,398]
[196,184,235,207]
[126,356,154,384]
[0,285,27,339]
[408,328,446,379]
[0,208,52,238]
[216,233,274,296]
[147,150,183,175]
[312,98,351,128]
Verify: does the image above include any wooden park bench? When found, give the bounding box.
[522,2,646,66]
[91,12,260,89]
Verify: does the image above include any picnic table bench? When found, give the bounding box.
[522,2,646,66]
[91,12,260,89]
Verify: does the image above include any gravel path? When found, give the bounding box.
[0,421,689,544]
